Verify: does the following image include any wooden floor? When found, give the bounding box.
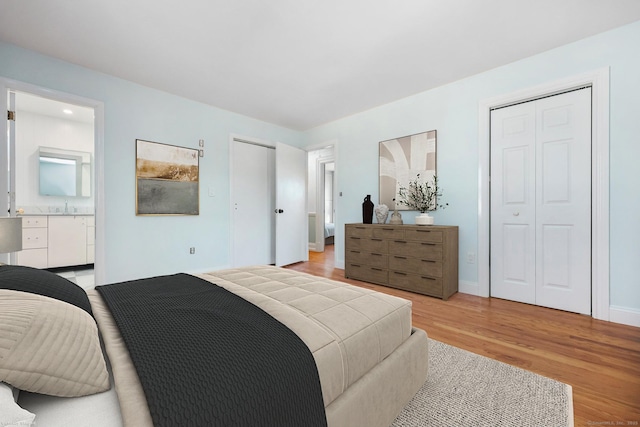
[286,246,640,427]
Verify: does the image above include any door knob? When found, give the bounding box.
[513,212,520,216]
[275,209,284,213]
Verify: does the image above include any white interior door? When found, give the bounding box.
[491,88,592,314]
[275,142,307,267]
[490,101,537,304]
[231,141,275,266]
[534,89,591,313]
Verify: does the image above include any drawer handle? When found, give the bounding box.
[393,272,407,276]
[350,237,361,240]
[371,253,382,257]
[394,240,407,244]
[351,264,362,268]
[372,268,383,272]
[421,242,436,246]
[382,228,394,231]
[421,259,436,263]
[372,238,383,242]
[350,250,361,254]
[394,256,407,260]
[421,276,436,281]
[417,229,431,233]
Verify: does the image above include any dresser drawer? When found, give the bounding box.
[389,271,443,296]
[345,264,388,285]
[346,250,388,269]
[21,216,48,228]
[389,255,443,277]
[345,225,373,238]
[22,227,48,249]
[389,240,442,260]
[373,227,404,239]
[404,228,443,243]
[346,237,388,253]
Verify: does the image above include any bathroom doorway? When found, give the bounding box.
[2,79,104,286]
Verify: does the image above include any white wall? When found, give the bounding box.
[303,20,640,318]
[14,110,95,212]
[0,41,303,284]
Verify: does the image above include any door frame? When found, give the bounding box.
[1,77,105,285]
[314,154,335,253]
[305,140,338,260]
[477,67,610,321]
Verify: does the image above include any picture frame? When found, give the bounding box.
[135,139,199,215]
[379,130,437,210]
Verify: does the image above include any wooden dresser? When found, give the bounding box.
[345,223,458,300]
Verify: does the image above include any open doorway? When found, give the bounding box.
[307,145,335,253]
[2,81,104,287]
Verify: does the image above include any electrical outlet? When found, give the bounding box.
[190,247,195,255]
[466,252,476,264]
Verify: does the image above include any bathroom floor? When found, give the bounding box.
[55,267,95,290]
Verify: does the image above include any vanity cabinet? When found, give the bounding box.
[345,223,458,300]
[15,216,48,268]
[15,215,94,269]
[48,216,88,268]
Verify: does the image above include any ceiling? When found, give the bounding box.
[2,1,640,131]
[15,92,95,124]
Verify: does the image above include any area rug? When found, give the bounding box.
[392,339,574,427]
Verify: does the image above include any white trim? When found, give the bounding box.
[609,306,640,328]
[459,280,479,296]
[478,68,610,321]
[0,77,106,285]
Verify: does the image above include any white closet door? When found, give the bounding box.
[491,88,592,314]
[490,101,537,304]
[535,89,592,314]
[231,141,275,267]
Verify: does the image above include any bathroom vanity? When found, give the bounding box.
[16,215,95,269]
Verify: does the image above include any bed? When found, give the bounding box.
[324,222,335,245]
[1,264,428,427]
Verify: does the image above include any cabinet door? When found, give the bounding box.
[48,216,87,267]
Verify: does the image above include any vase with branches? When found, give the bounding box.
[396,174,447,224]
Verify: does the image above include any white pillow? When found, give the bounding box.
[0,382,36,427]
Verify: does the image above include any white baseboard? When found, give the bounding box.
[609,305,640,328]
[459,280,480,296]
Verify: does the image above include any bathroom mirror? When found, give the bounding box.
[39,147,91,197]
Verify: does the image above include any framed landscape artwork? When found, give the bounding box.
[136,139,199,215]
[379,130,437,210]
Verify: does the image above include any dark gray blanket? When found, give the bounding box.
[97,273,327,427]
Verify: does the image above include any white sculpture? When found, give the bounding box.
[374,204,389,224]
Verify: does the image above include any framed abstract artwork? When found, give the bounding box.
[379,130,437,210]
[135,139,199,215]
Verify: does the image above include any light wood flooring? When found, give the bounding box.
[286,245,640,427]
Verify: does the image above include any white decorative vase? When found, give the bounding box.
[415,213,434,225]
